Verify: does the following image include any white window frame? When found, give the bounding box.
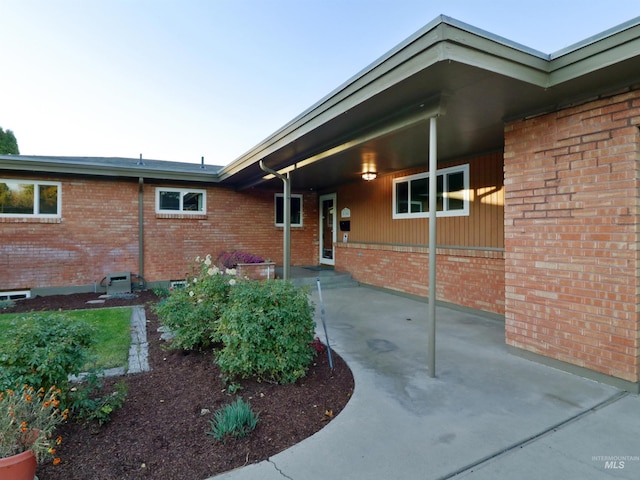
[155,187,206,214]
[275,193,303,227]
[392,164,469,219]
[0,179,61,218]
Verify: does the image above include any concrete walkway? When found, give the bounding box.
[210,286,639,480]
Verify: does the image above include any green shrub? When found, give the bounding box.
[154,257,234,350]
[207,398,259,442]
[0,312,127,425]
[215,280,316,384]
[0,312,96,394]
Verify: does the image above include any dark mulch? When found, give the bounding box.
[4,291,354,480]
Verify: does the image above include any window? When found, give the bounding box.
[275,194,302,226]
[0,179,61,217]
[392,164,469,219]
[156,188,206,214]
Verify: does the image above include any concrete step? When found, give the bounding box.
[291,272,359,290]
[276,266,360,290]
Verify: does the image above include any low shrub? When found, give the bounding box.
[0,312,96,394]
[207,398,258,442]
[154,255,235,350]
[215,280,316,384]
[0,312,127,425]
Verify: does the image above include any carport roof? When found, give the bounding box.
[220,14,640,191]
[2,15,640,189]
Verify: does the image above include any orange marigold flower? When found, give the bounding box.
[25,394,32,402]
[56,436,63,445]
[53,457,61,465]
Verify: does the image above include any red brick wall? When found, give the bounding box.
[336,243,505,315]
[143,184,318,282]
[0,174,318,290]
[0,176,140,290]
[504,88,640,383]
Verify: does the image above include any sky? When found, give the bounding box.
[1,1,639,166]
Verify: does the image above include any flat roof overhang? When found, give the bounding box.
[220,15,640,192]
[0,155,223,183]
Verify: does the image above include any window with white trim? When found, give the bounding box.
[155,188,206,214]
[0,179,61,217]
[392,164,469,219]
[275,193,302,226]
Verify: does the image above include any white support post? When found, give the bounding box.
[428,116,437,378]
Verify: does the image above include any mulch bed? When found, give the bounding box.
[4,291,354,480]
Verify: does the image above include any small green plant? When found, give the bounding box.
[226,381,243,395]
[153,287,171,298]
[154,255,235,350]
[215,280,316,384]
[0,299,15,310]
[69,372,127,425]
[207,398,258,442]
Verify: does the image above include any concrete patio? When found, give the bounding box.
[210,284,639,480]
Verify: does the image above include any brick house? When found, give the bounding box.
[1,16,639,392]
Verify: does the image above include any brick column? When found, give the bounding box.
[504,88,640,387]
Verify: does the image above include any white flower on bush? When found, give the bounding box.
[226,268,237,276]
[195,255,201,262]
[207,266,220,276]
[204,254,212,266]
[189,290,195,297]
[228,279,236,286]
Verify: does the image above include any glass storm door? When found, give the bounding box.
[319,194,336,265]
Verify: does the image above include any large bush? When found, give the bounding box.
[154,254,234,350]
[215,280,316,384]
[0,312,96,393]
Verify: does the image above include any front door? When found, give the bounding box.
[319,194,336,265]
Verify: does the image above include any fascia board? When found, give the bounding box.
[0,158,221,183]
[548,18,640,85]
[442,43,549,87]
[549,37,640,86]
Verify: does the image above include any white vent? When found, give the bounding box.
[0,290,31,301]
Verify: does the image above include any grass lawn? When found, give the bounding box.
[0,307,132,370]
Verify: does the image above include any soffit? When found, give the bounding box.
[221,16,640,193]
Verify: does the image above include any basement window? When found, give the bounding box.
[156,188,206,214]
[392,164,469,219]
[275,194,302,227]
[0,179,61,218]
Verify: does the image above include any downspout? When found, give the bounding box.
[259,161,291,280]
[428,116,437,378]
[138,177,144,287]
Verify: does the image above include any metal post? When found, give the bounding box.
[428,116,437,378]
[283,172,291,280]
[259,161,291,280]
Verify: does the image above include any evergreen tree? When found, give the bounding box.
[0,127,20,154]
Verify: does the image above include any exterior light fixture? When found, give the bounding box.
[362,171,377,181]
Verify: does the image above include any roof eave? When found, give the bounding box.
[0,157,223,183]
